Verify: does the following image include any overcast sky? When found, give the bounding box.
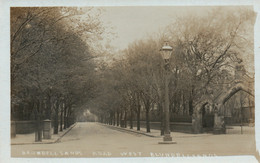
[100,6,212,51]
[98,6,254,74]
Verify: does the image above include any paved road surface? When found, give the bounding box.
[11,122,257,158]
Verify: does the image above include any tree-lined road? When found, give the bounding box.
[11,122,256,157]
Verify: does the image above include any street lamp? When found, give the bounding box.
[159,41,176,144]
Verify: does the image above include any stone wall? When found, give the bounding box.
[132,121,192,133]
[15,121,36,134]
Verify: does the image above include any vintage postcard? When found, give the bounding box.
[1,0,260,163]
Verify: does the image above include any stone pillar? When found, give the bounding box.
[11,121,16,138]
[192,112,202,134]
[43,119,52,139]
[213,104,226,134]
[213,113,226,134]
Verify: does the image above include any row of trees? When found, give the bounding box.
[11,7,105,138]
[90,7,255,133]
[11,7,255,137]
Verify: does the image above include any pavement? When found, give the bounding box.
[11,123,77,145]
[10,122,258,159]
[11,122,255,145]
[226,125,255,134]
[100,123,213,138]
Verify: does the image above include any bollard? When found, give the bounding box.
[43,119,52,139]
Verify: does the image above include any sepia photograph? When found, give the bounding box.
[1,2,259,163]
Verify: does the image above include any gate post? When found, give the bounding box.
[213,104,226,134]
[192,107,203,134]
[11,121,16,138]
[43,119,52,139]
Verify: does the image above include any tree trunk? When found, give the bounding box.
[100,115,103,123]
[108,113,110,125]
[119,111,122,127]
[63,104,67,129]
[113,112,116,126]
[60,102,63,132]
[130,107,133,129]
[189,87,194,116]
[116,111,119,126]
[189,98,193,116]
[146,109,150,133]
[66,104,71,127]
[182,93,186,115]
[124,109,127,128]
[159,102,164,136]
[136,93,141,131]
[45,95,51,120]
[67,106,72,127]
[35,114,42,142]
[35,100,42,142]
[110,112,113,125]
[53,100,59,134]
[18,104,23,120]
[145,102,151,133]
[137,107,140,131]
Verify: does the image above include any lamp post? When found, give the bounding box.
[159,41,176,144]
